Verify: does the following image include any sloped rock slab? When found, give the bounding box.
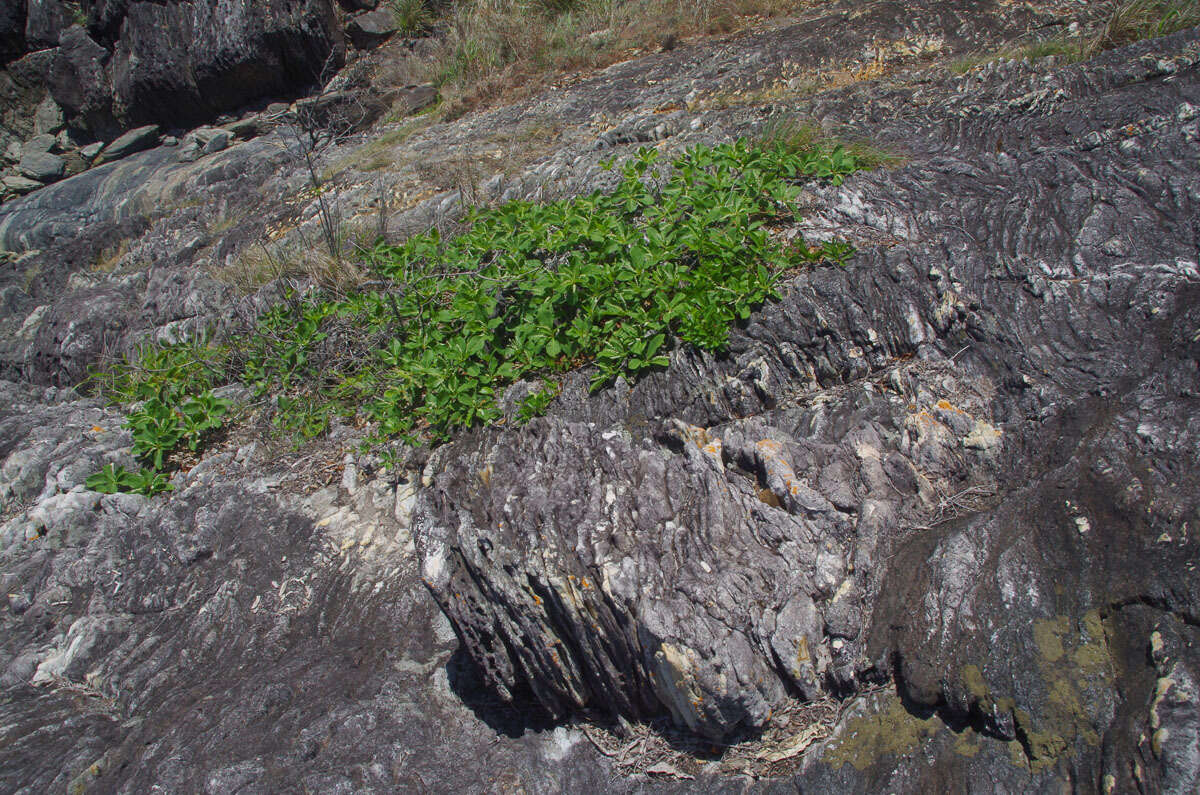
[416,24,1200,791]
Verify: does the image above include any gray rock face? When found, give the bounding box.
[346,8,399,49]
[93,123,158,164]
[411,22,1200,791]
[24,0,70,50]
[32,95,64,135]
[110,0,344,131]
[47,25,116,138]
[0,2,1199,791]
[16,149,64,181]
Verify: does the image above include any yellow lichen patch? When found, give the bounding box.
[953,727,984,758]
[1033,617,1068,663]
[796,635,811,664]
[1014,610,1113,771]
[962,664,992,699]
[823,695,943,771]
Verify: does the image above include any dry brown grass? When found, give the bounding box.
[951,0,1199,74]
[399,0,806,118]
[212,237,368,297]
[1092,0,1200,50]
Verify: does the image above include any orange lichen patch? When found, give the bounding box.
[755,439,785,456]
[934,398,974,417]
[797,635,811,664]
[757,487,782,508]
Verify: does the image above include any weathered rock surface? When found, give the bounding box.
[93,123,158,165]
[109,0,344,131]
[16,149,64,181]
[347,8,401,50]
[5,0,345,148]
[1,0,1199,791]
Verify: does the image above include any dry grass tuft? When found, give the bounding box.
[395,0,804,119]
[1093,0,1200,50]
[951,0,1199,74]
[212,238,368,297]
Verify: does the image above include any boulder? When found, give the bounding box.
[1,49,56,147]
[78,140,102,161]
[337,0,379,10]
[0,174,41,195]
[25,0,72,50]
[0,1,26,63]
[177,126,229,162]
[93,123,158,164]
[202,128,230,154]
[48,25,116,138]
[224,114,269,139]
[346,8,399,49]
[17,150,65,181]
[33,95,65,134]
[110,0,345,130]
[23,132,56,154]
[390,82,438,115]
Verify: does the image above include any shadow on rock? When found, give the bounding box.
[446,646,562,738]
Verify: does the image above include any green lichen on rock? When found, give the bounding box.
[1012,610,1112,770]
[1033,616,1068,663]
[952,727,984,758]
[822,695,943,771]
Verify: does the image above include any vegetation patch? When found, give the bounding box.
[389,0,804,117]
[951,0,1200,74]
[87,134,875,493]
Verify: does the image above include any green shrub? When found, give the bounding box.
[255,138,868,442]
[385,0,434,34]
[88,135,877,491]
[86,334,229,405]
[126,391,232,470]
[85,464,173,496]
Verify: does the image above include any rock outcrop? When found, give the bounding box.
[1,0,1199,791]
[0,0,346,199]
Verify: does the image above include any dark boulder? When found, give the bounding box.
[47,25,117,138]
[24,0,71,50]
[93,123,158,164]
[110,0,345,131]
[83,0,132,46]
[346,8,399,50]
[0,1,26,63]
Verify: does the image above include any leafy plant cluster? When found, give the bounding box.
[87,135,873,494]
[244,138,867,442]
[85,390,232,496]
[85,339,234,495]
